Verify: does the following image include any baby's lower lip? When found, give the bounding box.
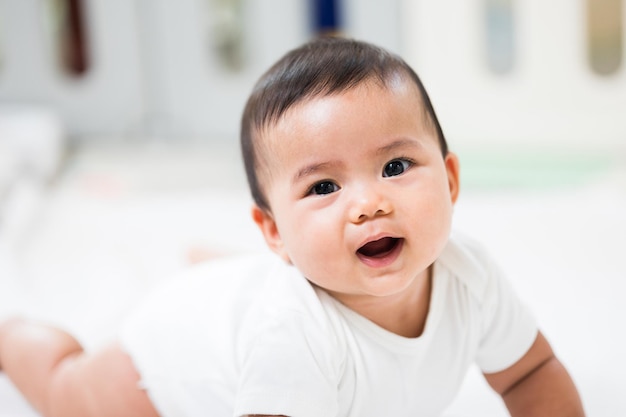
[356,238,404,268]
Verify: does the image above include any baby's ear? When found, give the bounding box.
[444,152,461,204]
[251,205,291,263]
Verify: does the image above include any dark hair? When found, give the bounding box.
[241,36,448,212]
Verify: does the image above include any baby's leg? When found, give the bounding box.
[0,318,159,417]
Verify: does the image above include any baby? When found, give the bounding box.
[0,37,584,417]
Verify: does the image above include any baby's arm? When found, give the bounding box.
[483,331,585,416]
[0,318,159,417]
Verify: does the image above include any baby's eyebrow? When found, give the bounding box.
[292,161,342,184]
[376,138,422,155]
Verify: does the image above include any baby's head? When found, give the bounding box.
[241,37,448,213]
[240,37,460,308]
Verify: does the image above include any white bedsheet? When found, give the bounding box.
[1,143,624,416]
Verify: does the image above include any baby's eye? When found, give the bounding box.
[309,181,340,196]
[383,159,412,177]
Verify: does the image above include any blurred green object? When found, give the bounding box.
[458,149,613,189]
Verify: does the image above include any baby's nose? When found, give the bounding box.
[348,187,393,223]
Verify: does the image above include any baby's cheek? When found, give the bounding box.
[295,237,335,274]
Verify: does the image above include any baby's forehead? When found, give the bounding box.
[259,78,432,146]
[254,79,437,174]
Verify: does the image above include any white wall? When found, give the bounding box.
[1,0,624,151]
[0,0,403,141]
[403,0,626,153]
[0,0,145,137]
[130,0,310,139]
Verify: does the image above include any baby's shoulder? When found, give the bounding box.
[436,232,500,302]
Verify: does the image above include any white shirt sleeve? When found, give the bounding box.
[475,258,538,374]
[232,260,342,417]
[233,311,339,417]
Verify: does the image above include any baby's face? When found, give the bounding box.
[252,79,459,313]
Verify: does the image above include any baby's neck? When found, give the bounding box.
[378,272,432,338]
[330,267,433,338]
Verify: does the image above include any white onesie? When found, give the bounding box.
[119,233,537,417]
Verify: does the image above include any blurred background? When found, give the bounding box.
[0,0,625,415]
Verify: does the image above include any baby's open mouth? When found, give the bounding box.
[357,237,402,258]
